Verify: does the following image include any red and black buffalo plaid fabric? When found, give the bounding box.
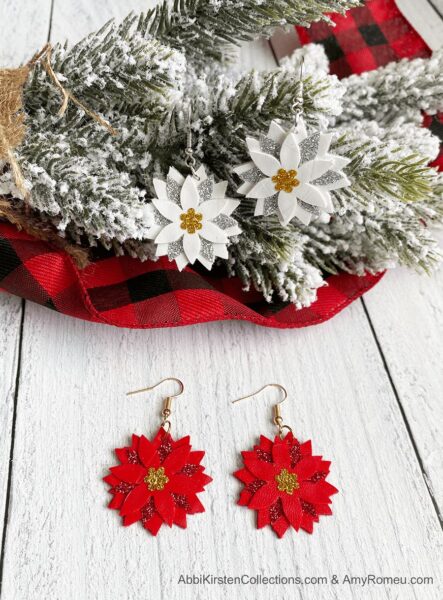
[0,0,436,328]
[296,0,430,76]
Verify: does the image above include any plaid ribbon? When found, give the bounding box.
[0,0,435,328]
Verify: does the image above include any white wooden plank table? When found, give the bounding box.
[0,2,442,599]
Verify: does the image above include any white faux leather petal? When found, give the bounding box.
[318,133,333,157]
[180,176,199,210]
[246,178,276,199]
[297,159,333,183]
[237,181,255,196]
[222,198,240,215]
[296,183,328,208]
[153,178,168,200]
[330,155,351,171]
[292,203,313,226]
[250,151,281,177]
[155,222,183,244]
[155,243,168,257]
[315,171,351,191]
[197,254,213,270]
[168,166,185,185]
[213,243,229,259]
[268,120,287,145]
[246,137,261,154]
[213,181,228,198]
[183,232,201,264]
[199,199,226,220]
[292,118,308,144]
[232,161,255,175]
[254,198,265,216]
[174,253,189,271]
[195,165,207,180]
[152,198,181,221]
[280,132,301,171]
[199,221,228,243]
[323,191,334,212]
[277,190,298,225]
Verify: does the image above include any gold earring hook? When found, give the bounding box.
[127,377,184,399]
[232,383,288,405]
[127,377,184,432]
[232,383,292,439]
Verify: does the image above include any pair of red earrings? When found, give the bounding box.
[104,379,338,538]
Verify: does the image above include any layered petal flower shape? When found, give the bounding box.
[233,118,351,226]
[104,427,212,535]
[146,165,241,270]
[234,431,338,537]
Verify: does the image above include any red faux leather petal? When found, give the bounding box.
[169,474,204,494]
[272,439,291,467]
[187,495,205,514]
[235,432,337,537]
[162,445,191,473]
[248,482,279,510]
[103,474,119,486]
[110,464,146,484]
[115,448,129,463]
[242,456,279,481]
[120,484,152,516]
[300,441,312,456]
[300,513,314,534]
[137,435,157,468]
[259,436,273,452]
[189,450,205,464]
[174,435,191,448]
[174,506,188,528]
[271,515,290,538]
[108,493,125,510]
[154,491,176,526]
[105,428,211,535]
[315,503,333,516]
[281,495,303,531]
[257,508,271,529]
[144,512,163,536]
[300,480,338,504]
[123,511,142,527]
[238,489,253,506]
[295,456,326,481]
[233,468,255,484]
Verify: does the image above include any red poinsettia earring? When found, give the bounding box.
[104,378,212,536]
[232,384,338,538]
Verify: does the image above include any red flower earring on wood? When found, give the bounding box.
[104,378,212,536]
[233,384,338,538]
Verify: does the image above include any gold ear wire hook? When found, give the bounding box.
[127,377,184,432]
[232,384,292,439]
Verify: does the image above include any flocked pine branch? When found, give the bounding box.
[25,14,186,117]
[137,0,362,65]
[338,49,443,127]
[1,16,442,307]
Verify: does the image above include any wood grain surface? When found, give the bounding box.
[0,2,442,599]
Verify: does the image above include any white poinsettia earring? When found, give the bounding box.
[233,60,351,226]
[146,110,241,271]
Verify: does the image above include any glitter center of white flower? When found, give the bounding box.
[272,168,300,193]
[180,208,203,234]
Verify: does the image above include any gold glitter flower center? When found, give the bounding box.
[275,468,299,495]
[144,467,169,491]
[272,168,300,193]
[180,208,203,234]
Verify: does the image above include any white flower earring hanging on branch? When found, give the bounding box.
[146,110,241,271]
[233,60,351,226]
